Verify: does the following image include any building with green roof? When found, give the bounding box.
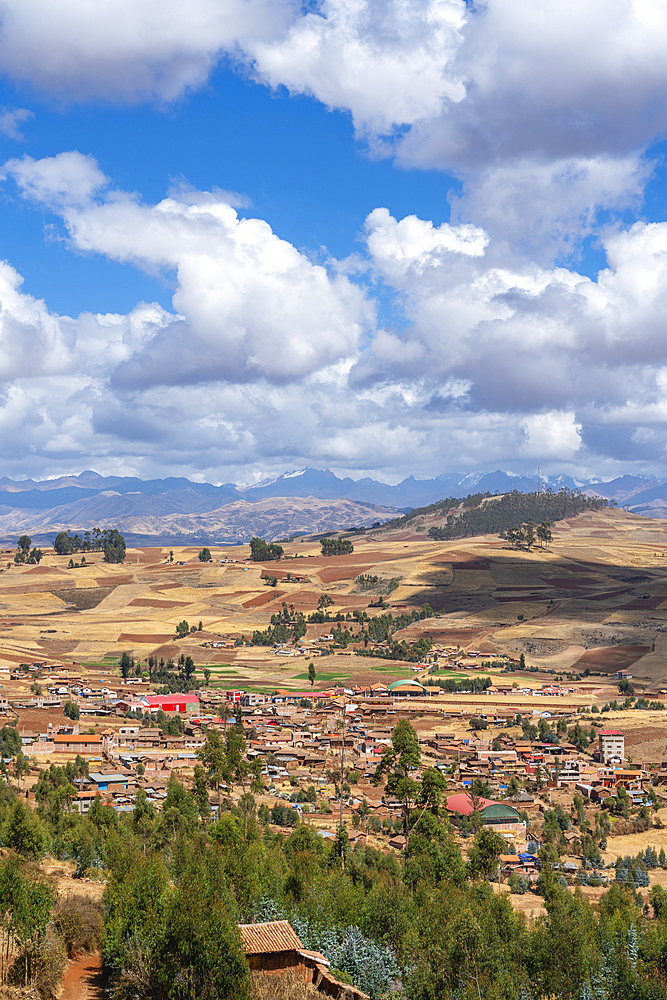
[388,679,427,697]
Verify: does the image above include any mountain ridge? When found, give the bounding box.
[0,467,665,544]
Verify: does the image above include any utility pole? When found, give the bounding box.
[339,693,346,870]
[340,693,346,831]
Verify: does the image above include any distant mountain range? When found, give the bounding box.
[0,468,665,544]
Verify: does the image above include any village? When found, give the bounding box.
[4,504,667,930]
[4,646,667,907]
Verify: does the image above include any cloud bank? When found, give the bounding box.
[0,151,666,482]
[0,3,666,480]
[1,0,665,252]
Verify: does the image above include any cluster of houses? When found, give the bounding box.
[11,671,656,862]
[5,653,660,865]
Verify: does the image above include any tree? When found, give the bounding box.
[470,716,488,731]
[198,547,212,562]
[193,765,211,820]
[197,728,227,810]
[536,521,552,548]
[54,531,74,555]
[373,720,433,846]
[249,537,283,561]
[467,827,506,880]
[203,668,211,686]
[5,801,46,859]
[308,662,316,690]
[320,538,354,556]
[63,700,80,720]
[468,777,493,813]
[102,529,126,563]
[119,651,133,679]
[222,722,263,838]
[175,620,190,638]
[618,678,635,696]
[317,594,334,610]
[17,535,31,556]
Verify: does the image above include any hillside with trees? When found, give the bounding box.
[416,489,613,541]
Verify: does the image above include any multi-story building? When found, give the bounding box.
[598,730,625,763]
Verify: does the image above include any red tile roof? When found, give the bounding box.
[238,921,303,955]
[54,734,103,744]
[446,792,497,816]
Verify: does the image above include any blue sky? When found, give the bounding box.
[0,66,458,317]
[0,0,667,485]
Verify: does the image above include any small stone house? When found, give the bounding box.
[238,921,368,1000]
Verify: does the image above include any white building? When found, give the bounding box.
[598,730,625,763]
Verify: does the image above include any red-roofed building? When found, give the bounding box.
[446,792,496,816]
[141,694,200,715]
[447,792,526,840]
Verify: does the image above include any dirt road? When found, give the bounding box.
[60,953,106,1000]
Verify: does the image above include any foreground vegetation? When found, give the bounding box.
[1,716,667,1000]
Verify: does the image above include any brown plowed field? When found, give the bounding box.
[572,645,651,672]
[117,633,175,643]
[318,565,373,583]
[25,565,67,575]
[128,598,190,609]
[151,642,183,658]
[51,587,115,610]
[623,596,666,610]
[242,591,286,608]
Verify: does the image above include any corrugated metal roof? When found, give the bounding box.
[238,921,303,955]
[298,949,330,967]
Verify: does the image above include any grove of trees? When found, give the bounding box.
[53,527,126,563]
[14,535,43,565]
[320,538,354,555]
[426,489,612,541]
[249,537,284,561]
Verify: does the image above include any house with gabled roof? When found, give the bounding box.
[238,921,368,1000]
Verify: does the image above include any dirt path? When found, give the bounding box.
[60,953,106,1000]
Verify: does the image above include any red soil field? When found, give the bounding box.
[622,597,666,610]
[15,707,76,730]
[128,598,190,609]
[294,550,404,568]
[451,560,491,570]
[318,566,373,583]
[572,645,651,673]
[493,595,549,603]
[242,591,286,608]
[151,643,183,659]
[0,649,48,662]
[25,565,68,575]
[585,589,632,601]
